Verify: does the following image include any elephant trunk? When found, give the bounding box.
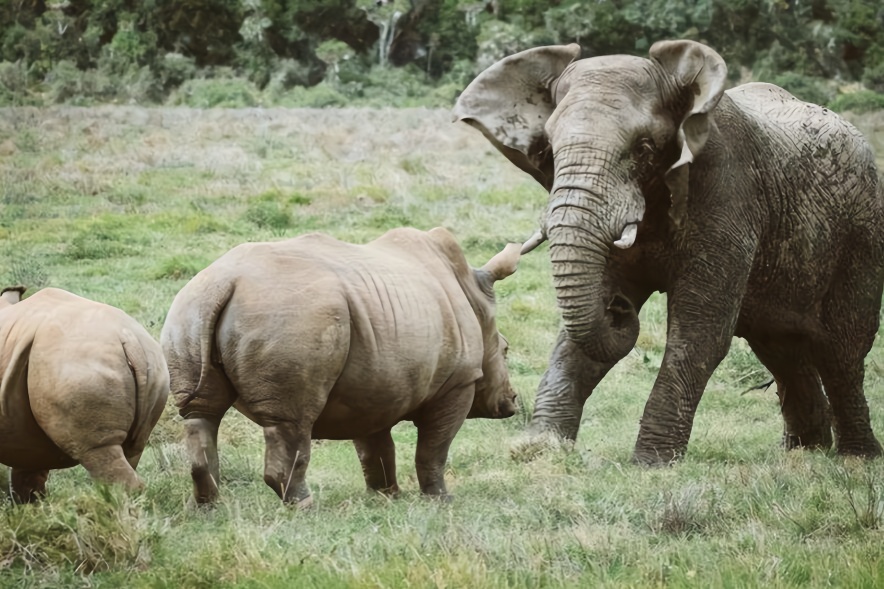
[545,189,640,363]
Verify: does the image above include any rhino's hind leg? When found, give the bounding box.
[11,468,49,503]
[78,445,144,490]
[184,416,223,503]
[263,422,312,507]
[354,428,399,496]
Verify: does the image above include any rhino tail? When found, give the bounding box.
[120,327,152,447]
[0,337,32,418]
[177,280,235,409]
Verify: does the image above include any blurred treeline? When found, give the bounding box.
[1,0,883,111]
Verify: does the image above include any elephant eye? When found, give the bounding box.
[635,138,656,157]
[630,138,658,179]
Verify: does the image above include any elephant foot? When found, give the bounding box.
[631,444,684,467]
[367,484,400,499]
[294,494,314,509]
[835,437,883,459]
[782,428,833,451]
[509,428,574,463]
[423,492,454,504]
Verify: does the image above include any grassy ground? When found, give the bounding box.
[0,106,883,588]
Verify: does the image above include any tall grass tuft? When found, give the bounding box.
[0,485,153,574]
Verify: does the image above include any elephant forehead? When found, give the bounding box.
[562,56,661,99]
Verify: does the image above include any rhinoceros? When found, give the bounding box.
[0,286,169,501]
[162,227,523,505]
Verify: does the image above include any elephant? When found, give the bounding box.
[453,39,884,465]
[161,227,522,505]
[0,286,169,500]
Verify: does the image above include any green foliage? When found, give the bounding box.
[169,74,262,108]
[244,199,293,231]
[154,255,210,280]
[769,72,835,106]
[829,90,884,114]
[64,215,143,261]
[0,60,39,106]
[862,61,884,93]
[0,0,881,107]
[272,81,348,107]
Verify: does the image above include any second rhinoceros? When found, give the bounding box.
[0,286,169,501]
[161,227,522,505]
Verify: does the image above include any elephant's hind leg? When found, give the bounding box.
[813,258,883,457]
[747,337,833,450]
[813,344,881,457]
[11,468,49,503]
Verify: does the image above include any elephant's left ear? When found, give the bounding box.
[452,44,581,191]
[650,40,727,226]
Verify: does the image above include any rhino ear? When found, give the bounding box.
[453,44,581,191]
[0,286,26,307]
[650,40,727,227]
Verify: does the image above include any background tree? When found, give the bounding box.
[0,0,881,108]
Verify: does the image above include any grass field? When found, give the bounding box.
[1,105,883,588]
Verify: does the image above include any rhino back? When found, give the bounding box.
[202,233,483,436]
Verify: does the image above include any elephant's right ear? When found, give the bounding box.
[453,44,581,191]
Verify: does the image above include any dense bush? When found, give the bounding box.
[0,0,881,109]
[767,72,835,106]
[829,90,884,114]
[168,75,262,108]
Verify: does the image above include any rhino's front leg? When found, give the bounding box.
[11,468,49,503]
[353,428,399,496]
[263,422,312,507]
[413,384,473,498]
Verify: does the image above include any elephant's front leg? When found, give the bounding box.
[353,428,399,496]
[526,329,618,441]
[633,261,749,465]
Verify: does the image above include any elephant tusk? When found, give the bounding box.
[613,223,638,249]
[520,230,547,255]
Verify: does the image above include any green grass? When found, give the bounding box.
[0,106,883,587]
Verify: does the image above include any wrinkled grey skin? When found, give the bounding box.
[161,227,521,505]
[454,40,884,465]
